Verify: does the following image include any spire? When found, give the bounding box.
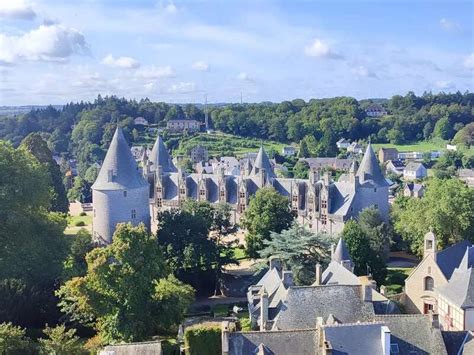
[356,143,388,187]
[250,146,276,179]
[332,238,352,264]
[92,127,148,190]
[149,135,177,173]
[459,246,474,271]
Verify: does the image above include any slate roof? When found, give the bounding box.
[375,315,448,355]
[92,128,148,190]
[251,146,276,179]
[304,157,353,171]
[323,322,384,355]
[273,285,375,330]
[357,143,389,187]
[333,238,352,263]
[436,240,472,280]
[405,161,425,172]
[149,135,177,173]
[320,261,361,286]
[441,331,469,355]
[405,182,424,193]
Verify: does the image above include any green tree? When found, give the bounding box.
[259,223,332,285]
[20,133,69,213]
[242,187,294,258]
[392,178,474,255]
[358,207,392,261]
[62,229,94,280]
[0,322,33,354]
[57,224,194,343]
[39,324,85,355]
[433,116,454,140]
[342,221,387,285]
[293,160,310,179]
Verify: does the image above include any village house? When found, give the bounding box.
[336,138,350,150]
[166,119,200,132]
[281,146,296,156]
[365,104,388,118]
[133,116,149,126]
[459,169,474,188]
[189,145,208,163]
[403,162,427,180]
[347,141,364,155]
[404,231,472,316]
[403,182,425,198]
[378,147,399,163]
[385,159,404,176]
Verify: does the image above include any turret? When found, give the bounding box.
[92,128,150,244]
[332,238,354,272]
[149,134,177,174]
[251,146,276,182]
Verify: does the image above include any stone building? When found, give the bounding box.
[189,144,209,163]
[166,119,200,132]
[404,231,472,315]
[378,147,398,163]
[92,128,150,244]
[145,135,390,235]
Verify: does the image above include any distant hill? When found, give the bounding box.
[0,105,63,116]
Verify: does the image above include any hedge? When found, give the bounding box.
[184,325,221,355]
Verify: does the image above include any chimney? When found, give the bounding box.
[362,285,373,302]
[282,270,294,288]
[221,321,230,355]
[269,257,282,272]
[259,290,268,331]
[315,263,322,285]
[381,326,391,355]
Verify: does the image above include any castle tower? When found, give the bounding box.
[332,238,354,272]
[250,146,276,183]
[92,127,150,244]
[149,135,177,174]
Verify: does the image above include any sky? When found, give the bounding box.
[0,0,473,105]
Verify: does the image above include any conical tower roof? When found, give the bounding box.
[92,128,148,190]
[250,146,276,178]
[149,135,177,173]
[333,238,352,263]
[357,143,388,187]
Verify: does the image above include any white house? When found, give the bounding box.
[447,144,457,151]
[365,104,387,118]
[336,138,350,149]
[403,162,427,180]
[134,117,149,126]
[347,142,363,155]
[398,151,424,160]
[281,146,296,157]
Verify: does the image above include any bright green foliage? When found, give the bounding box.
[358,207,392,261]
[293,160,310,178]
[67,177,92,203]
[184,325,221,355]
[453,122,474,147]
[242,187,295,258]
[62,229,94,280]
[39,324,85,354]
[342,221,387,285]
[260,223,332,285]
[20,133,69,213]
[0,322,33,354]
[57,224,194,344]
[392,178,474,255]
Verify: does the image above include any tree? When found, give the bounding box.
[259,223,332,285]
[242,187,295,258]
[39,324,85,354]
[20,133,69,213]
[452,122,474,147]
[392,178,474,255]
[67,177,92,203]
[0,322,33,354]
[57,224,194,344]
[293,160,310,179]
[342,221,387,285]
[62,229,94,280]
[358,207,392,261]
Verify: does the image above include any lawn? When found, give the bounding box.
[372,140,447,153]
[68,214,92,227]
[384,268,412,295]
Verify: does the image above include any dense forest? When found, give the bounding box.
[0,91,473,179]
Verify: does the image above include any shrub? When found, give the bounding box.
[184,325,221,355]
[79,212,87,216]
[0,322,34,354]
[74,221,86,227]
[38,324,86,354]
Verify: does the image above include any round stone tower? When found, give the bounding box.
[92,127,150,244]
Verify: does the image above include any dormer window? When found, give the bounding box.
[321,200,327,209]
[239,191,246,199]
[131,209,136,219]
[179,187,186,196]
[123,190,127,197]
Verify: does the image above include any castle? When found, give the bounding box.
[92,128,389,242]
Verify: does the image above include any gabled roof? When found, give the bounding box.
[250,146,276,179]
[320,261,360,286]
[442,331,470,355]
[323,322,384,355]
[437,240,472,279]
[404,161,425,172]
[149,135,177,173]
[92,128,148,190]
[357,143,389,187]
[333,238,352,263]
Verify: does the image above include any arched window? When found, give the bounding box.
[424,276,434,291]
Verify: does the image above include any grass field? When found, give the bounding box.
[384,268,412,295]
[372,140,446,152]
[65,214,92,235]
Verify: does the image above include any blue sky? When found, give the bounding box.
[0,0,472,105]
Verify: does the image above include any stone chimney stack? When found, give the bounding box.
[259,290,269,331]
[315,263,322,285]
[282,270,294,288]
[381,326,391,355]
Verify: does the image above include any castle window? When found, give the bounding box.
[239,191,246,199]
[374,188,377,192]
[321,214,327,225]
[292,195,298,203]
[428,266,431,274]
[123,190,127,197]
[131,209,136,219]
[239,204,246,213]
[200,189,206,197]
[426,240,433,250]
[157,198,162,207]
[220,189,225,198]
[180,187,186,195]
[157,187,162,194]
[321,199,327,209]
[424,276,434,291]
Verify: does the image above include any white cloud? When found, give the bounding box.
[439,18,461,32]
[164,3,178,14]
[135,65,174,79]
[192,61,209,71]
[102,54,140,69]
[0,24,88,65]
[304,38,343,59]
[435,80,453,89]
[169,82,196,93]
[463,53,474,70]
[351,65,377,78]
[0,0,36,20]
[144,82,155,91]
[237,72,254,82]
